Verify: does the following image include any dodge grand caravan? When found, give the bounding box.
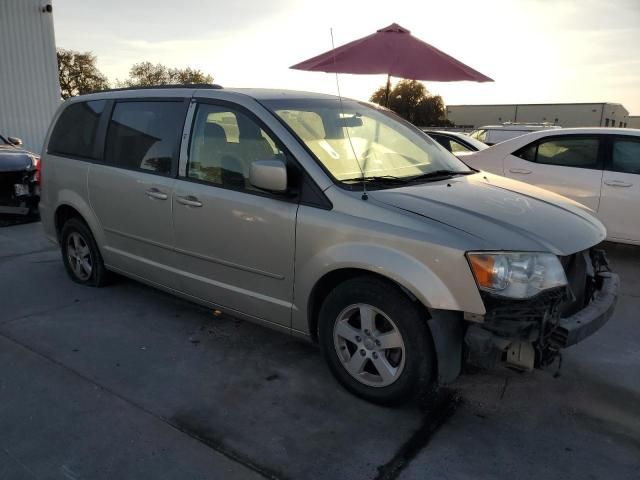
[40,86,619,405]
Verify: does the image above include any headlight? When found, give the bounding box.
[467,252,567,299]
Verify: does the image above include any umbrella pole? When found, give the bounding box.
[384,74,391,107]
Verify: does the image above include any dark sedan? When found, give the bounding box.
[0,135,40,216]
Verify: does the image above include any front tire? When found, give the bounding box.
[318,276,436,406]
[60,218,109,287]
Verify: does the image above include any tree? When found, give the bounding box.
[120,62,214,87]
[370,80,452,127]
[57,49,110,99]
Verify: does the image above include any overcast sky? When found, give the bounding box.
[53,0,640,113]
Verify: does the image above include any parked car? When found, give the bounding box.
[0,134,40,216]
[464,127,640,245]
[469,123,562,145]
[40,87,618,405]
[422,129,488,158]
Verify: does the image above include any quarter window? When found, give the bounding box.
[48,100,105,159]
[104,101,185,175]
[611,138,640,174]
[187,104,283,191]
[514,143,537,162]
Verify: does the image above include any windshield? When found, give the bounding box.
[460,134,489,150]
[469,129,487,142]
[262,98,471,184]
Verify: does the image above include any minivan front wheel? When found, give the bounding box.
[61,218,109,287]
[318,277,435,405]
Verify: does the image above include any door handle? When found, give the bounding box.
[604,180,632,188]
[145,188,168,200]
[176,195,203,207]
[509,168,532,175]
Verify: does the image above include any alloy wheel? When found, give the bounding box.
[333,303,406,387]
[66,231,93,281]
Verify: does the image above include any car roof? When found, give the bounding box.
[474,127,640,157]
[64,86,342,103]
[476,124,562,131]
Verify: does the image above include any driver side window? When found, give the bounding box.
[188,104,282,191]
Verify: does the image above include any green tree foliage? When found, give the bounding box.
[57,49,110,99]
[120,62,214,87]
[370,80,452,127]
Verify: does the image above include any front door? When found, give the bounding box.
[598,136,640,243]
[504,135,604,211]
[172,101,298,327]
[89,99,188,288]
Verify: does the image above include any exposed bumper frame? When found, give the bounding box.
[549,272,619,348]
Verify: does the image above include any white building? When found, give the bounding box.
[447,103,631,129]
[628,116,640,129]
[0,0,60,152]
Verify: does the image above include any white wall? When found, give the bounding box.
[0,0,60,153]
[446,103,631,128]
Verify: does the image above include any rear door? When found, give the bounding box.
[88,98,188,288]
[504,135,604,210]
[171,100,298,327]
[598,136,640,243]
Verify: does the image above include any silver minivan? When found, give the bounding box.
[40,86,619,405]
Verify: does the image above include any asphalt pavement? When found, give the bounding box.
[0,221,638,480]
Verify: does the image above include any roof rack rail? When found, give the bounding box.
[98,83,223,93]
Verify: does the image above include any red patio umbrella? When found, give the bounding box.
[291,23,493,105]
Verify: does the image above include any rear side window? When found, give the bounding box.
[536,137,599,168]
[515,137,600,169]
[611,138,640,174]
[48,100,105,159]
[104,101,185,176]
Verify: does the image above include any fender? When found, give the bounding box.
[292,242,485,336]
[55,189,107,256]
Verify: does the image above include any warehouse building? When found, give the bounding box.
[446,102,631,129]
[628,116,640,129]
[0,0,60,152]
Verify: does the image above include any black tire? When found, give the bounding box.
[60,217,110,287]
[318,276,436,406]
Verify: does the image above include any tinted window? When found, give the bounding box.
[105,101,185,175]
[187,104,283,191]
[515,143,537,162]
[536,137,599,168]
[48,100,105,158]
[428,134,452,151]
[611,138,640,174]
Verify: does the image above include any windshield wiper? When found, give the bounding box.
[407,169,474,183]
[340,175,410,185]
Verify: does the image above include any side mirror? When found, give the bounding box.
[7,136,23,146]
[250,159,287,193]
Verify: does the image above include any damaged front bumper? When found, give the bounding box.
[464,250,619,371]
[0,171,39,215]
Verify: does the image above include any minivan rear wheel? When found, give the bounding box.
[60,218,109,287]
[318,276,435,405]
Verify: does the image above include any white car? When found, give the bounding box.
[469,124,562,146]
[465,128,640,245]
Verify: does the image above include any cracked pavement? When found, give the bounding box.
[1,221,639,479]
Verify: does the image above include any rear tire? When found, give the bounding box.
[318,276,436,406]
[60,218,109,287]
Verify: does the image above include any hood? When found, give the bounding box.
[0,147,35,173]
[370,172,606,255]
